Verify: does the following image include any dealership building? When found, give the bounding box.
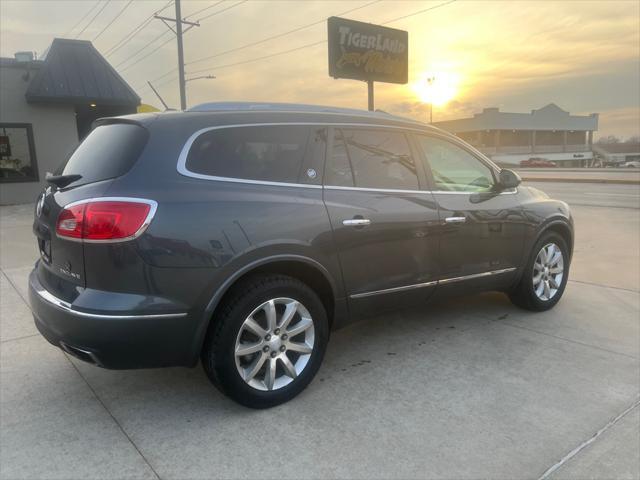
[0,38,139,205]
[433,103,599,168]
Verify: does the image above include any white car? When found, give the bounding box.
[623,160,640,168]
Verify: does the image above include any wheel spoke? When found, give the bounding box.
[244,318,267,337]
[243,353,267,381]
[533,272,543,285]
[235,341,263,356]
[549,266,563,274]
[279,354,297,379]
[549,277,559,289]
[535,281,545,298]
[545,244,556,263]
[264,357,277,390]
[286,341,312,354]
[543,280,551,299]
[279,301,299,330]
[549,251,562,266]
[286,316,313,337]
[264,300,277,332]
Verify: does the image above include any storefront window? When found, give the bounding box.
[0,124,38,183]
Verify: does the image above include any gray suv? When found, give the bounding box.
[29,102,573,408]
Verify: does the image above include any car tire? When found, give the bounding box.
[509,232,570,311]
[201,274,329,409]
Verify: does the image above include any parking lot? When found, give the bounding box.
[1,181,639,480]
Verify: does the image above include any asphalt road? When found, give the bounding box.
[525,181,640,209]
[516,168,640,183]
[1,185,638,480]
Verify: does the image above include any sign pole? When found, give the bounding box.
[367,80,374,111]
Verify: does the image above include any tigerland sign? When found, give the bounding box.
[327,16,408,85]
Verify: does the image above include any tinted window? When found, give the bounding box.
[186,125,314,184]
[56,123,148,187]
[0,124,38,183]
[416,135,495,192]
[325,129,355,187]
[331,129,418,190]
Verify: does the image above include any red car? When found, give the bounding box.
[520,158,557,167]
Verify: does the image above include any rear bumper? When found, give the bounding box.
[29,267,197,369]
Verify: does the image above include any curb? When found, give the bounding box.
[522,177,640,185]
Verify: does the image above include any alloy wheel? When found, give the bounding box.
[532,242,564,301]
[234,297,315,391]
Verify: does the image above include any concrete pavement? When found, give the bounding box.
[1,184,638,479]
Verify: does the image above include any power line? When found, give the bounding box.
[186,0,457,77]
[186,0,381,67]
[197,0,248,22]
[123,0,247,79]
[140,0,457,96]
[103,0,173,56]
[93,0,134,42]
[141,0,381,90]
[185,0,224,20]
[116,30,173,69]
[62,0,101,37]
[75,0,111,39]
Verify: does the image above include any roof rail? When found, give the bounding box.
[186,101,426,125]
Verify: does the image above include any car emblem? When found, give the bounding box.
[36,193,45,217]
[306,168,317,179]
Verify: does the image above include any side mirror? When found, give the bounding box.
[498,169,521,190]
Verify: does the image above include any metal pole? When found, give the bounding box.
[367,80,374,111]
[147,81,170,110]
[175,0,187,110]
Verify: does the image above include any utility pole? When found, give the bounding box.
[155,0,199,110]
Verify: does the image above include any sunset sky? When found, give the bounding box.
[1,0,638,138]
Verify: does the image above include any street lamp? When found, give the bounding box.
[185,74,216,83]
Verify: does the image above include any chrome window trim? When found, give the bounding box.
[176,122,515,194]
[35,285,188,320]
[56,197,158,243]
[349,267,517,299]
[177,122,447,187]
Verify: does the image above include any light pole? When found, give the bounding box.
[426,76,435,124]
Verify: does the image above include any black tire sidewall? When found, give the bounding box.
[211,277,328,408]
[521,232,570,310]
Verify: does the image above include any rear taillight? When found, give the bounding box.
[56,198,156,242]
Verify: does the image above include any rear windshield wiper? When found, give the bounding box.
[46,173,82,189]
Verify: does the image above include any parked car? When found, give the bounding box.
[520,157,557,168]
[623,160,640,168]
[29,103,574,408]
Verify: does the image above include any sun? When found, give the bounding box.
[412,71,460,107]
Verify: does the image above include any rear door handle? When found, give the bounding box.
[343,218,371,227]
[445,216,466,224]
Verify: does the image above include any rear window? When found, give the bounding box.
[185,125,314,184]
[55,123,148,187]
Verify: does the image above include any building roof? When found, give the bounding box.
[593,143,640,154]
[434,103,598,133]
[25,38,139,107]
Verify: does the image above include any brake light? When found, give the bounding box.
[56,198,156,242]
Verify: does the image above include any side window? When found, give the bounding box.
[185,125,312,183]
[0,124,39,183]
[325,129,355,187]
[331,128,419,190]
[416,135,495,192]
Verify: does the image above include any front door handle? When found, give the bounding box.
[343,218,371,227]
[445,216,466,224]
